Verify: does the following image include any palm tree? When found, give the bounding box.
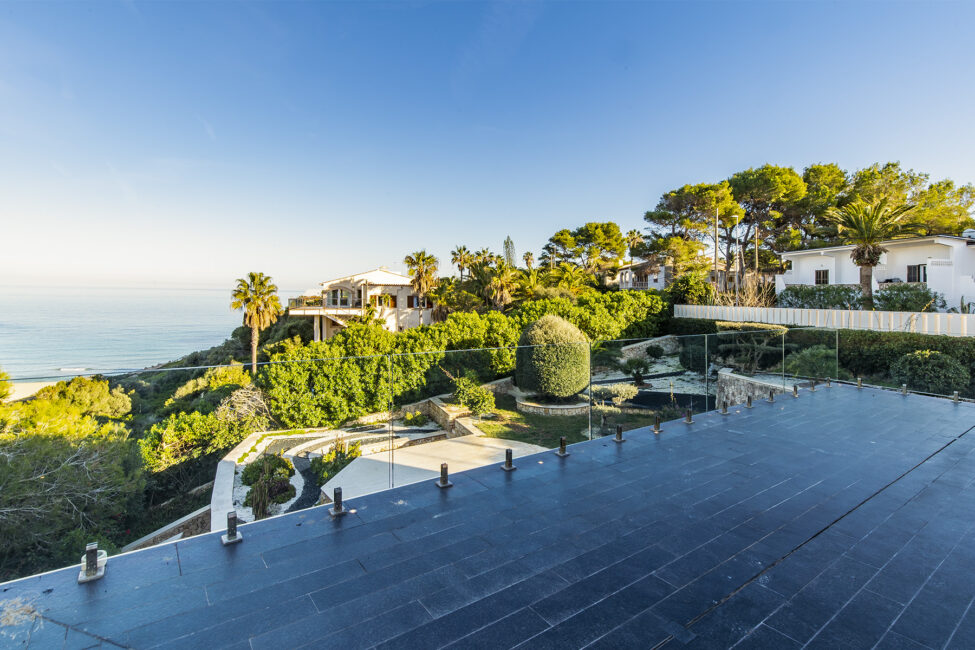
[427,278,454,322]
[403,250,439,300]
[625,229,643,265]
[451,245,471,280]
[474,247,492,264]
[523,251,534,270]
[487,263,518,310]
[553,262,590,295]
[466,261,494,306]
[826,198,917,309]
[516,267,542,302]
[231,272,283,375]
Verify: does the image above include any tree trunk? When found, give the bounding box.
[250,325,259,376]
[860,265,874,310]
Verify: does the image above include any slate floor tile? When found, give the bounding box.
[442,607,550,649]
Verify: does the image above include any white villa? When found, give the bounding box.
[775,232,975,308]
[288,268,433,341]
[616,261,673,290]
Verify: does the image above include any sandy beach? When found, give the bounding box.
[6,381,58,402]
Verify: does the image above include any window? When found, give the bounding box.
[907,264,927,283]
[370,294,397,308]
[814,269,829,285]
[407,296,430,309]
[328,289,351,307]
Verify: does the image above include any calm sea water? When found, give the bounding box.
[0,286,255,380]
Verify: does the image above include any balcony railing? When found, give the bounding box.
[620,280,651,290]
[289,297,363,310]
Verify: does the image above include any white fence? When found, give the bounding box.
[675,304,974,337]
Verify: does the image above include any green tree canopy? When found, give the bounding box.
[729,164,807,271]
[847,162,975,236]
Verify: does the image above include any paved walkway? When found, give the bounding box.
[322,436,547,500]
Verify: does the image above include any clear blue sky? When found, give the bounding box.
[1,1,973,292]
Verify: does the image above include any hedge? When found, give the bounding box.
[890,350,970,395]
[836,330,975,394]
[668,318,789,336]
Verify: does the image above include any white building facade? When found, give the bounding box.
[616,261,672,290]
[288,268,434,341]
[775,234,975,309]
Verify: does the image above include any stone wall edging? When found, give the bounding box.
[515,399,589,416]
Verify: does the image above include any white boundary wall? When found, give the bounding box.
[675,304,973,337]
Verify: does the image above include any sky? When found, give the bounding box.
[1,0,974,292]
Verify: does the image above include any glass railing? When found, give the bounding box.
[11,322,975,581]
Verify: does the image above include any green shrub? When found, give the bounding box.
[402,410,428,426]
[0,366,11,402]
[646,344,665,359]
[515,315,590,399]
[891,350,970,395]
[837,330,975,387]
[678,344,706,371]
[453,377,496,416]
[591,383,638,406]
[241,454,294,486]
[874,284,946,312]
[34,376,132,418]
[665,273,715,308]
[617,358,650,384]
[140,411,264,472]
[247,478,270,519]
[309,439,361,486]
[777,285,862,309]
[784,345,838,379]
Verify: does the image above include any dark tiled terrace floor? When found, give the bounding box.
[4,385,975,649]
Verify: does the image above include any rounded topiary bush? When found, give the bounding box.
[515,315,590,400]
[891,350,970,396]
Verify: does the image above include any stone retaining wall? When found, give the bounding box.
[121,505,211,552]
[715,369,793,407]
[620,335,678,359]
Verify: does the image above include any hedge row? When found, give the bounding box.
[835,330,975,387]
[667,318,789,336]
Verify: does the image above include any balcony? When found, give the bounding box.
[289,296,363,310]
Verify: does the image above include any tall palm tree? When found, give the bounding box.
[451,245,470,280]
[403,250,439,301]
[466,261,494,306]
[826,198,917,309]
[231,272,283,375]
[625,229,643,265]
[523,251,534,271]
[487,263,518,310]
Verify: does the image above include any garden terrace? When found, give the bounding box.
[3,386,975,648]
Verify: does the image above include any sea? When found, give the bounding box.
[0,285,285,381]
